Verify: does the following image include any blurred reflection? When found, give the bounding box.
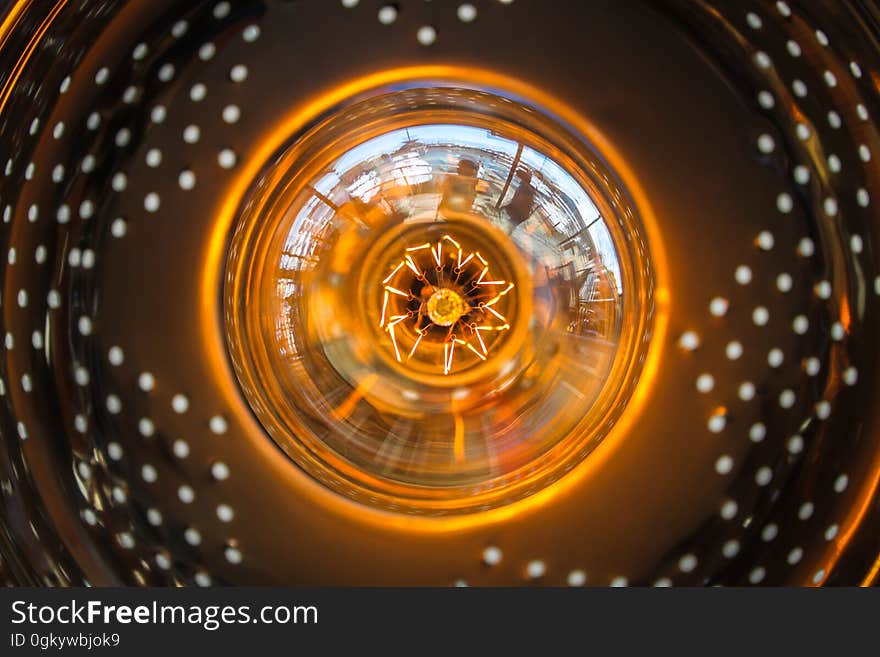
[228,93,634,505]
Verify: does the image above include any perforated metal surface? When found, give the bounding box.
[0,0,878,586]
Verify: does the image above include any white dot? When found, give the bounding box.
[749,566,767,584]
[834,474,848,493]
[843,366,858,386]
[107,442,123,461]
[147,508,163,526]
[111,218,127,238]
[225,546,243,564]
[726,341,743,360]
[482,546,502,566]
[757,134,775,154]
[209,415,228,435]
[850,61,863,78]
[173,439,190,459]
[746,12,762,29]
[860,145,871,162]
[217,504,235,523]
[677,333,699,353]
[815,400,831,419]
[610,576,628,587]
[81,155,95,173]
[190,83,207,102]
[141,465,158,483]
[828,154,841,172]
[735,265,752,285]
[95,67,109,85]
[567,570,586,586]
[133,42,148,60]
[787,434,804,454]
[715,455,734,475]
[86,112,101,130]
[792,79,807,97]
[756,230,774,250]
[52,164,65,183]
[378,5,397,24]
[222,105,241,124]
[243,24,261,42]
[798,502,814,520]
[144,192,160,213]
[653,578,672,588]
[172,394,189,413]
[155,552,171,570]
[825,524,839,541]
[108,346,124,365]
[106,394,122,414]
[793,165,810,185]
[738,381,755,401]
[776,1,792,17]
[526,559,546,579]
[678,554,698,572]
[762,524,778,542]
[816,29,829,45]
[758,90,774,109]
[749,422,766,443]
[342,0,359,6]
[815,280,832,299]
[183,125,200,143]
[720,499,738,520]
[753,306,770,326]
[857,104,870,121]
[722,540,740,559]
[172,19,188,38]
[178,485,195,504]
[850,235,863,254]
[211,461,230,480]
[218,149,237,169]
[138,372,155,392]
[787,547,803,565]
[779,389,795,409]
[230,64,248,82]
[755,467,773,486]
[78,316,93,336]
[458,4,477,22]
[827,110,842,129]
[199,42,216,60]
[776,273,793,292]
[178,169,196,190]
[792,315,809,334]
[696,373,714,393]
[823,197,838,217]
[74,414,87,434]
[776,192,793,213]
[145,148,162,167]
[194,571,211,586]
[82,509,97,526]
[797,237,815,257]
[754,51,771,69]
[707,413,726,434]
[709,297,729,317]
[117,533,135,549]
[213,1,230,18]
[138,418,155,437]
[185,527,201,545]
[417,25,437,46]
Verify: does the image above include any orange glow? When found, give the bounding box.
[200,65,670,533]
